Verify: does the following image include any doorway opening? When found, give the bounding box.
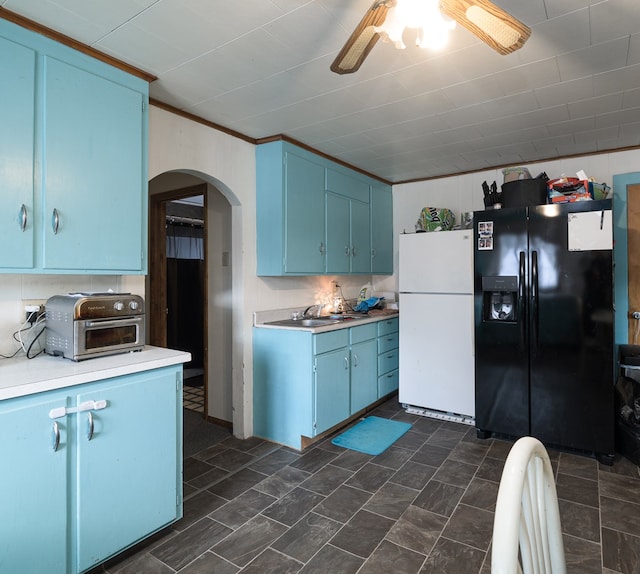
[148,173,234,429]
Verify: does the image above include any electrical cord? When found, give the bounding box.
[2,313,46,360]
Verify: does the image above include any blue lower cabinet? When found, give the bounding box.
[0,365,182,574]
[377,318,399,397]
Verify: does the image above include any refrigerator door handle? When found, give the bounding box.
[519,251,526,350]
[531,250,539,348]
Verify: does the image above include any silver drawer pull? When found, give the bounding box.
[19,204,28,232]
[87,412,94,441]
[353,353,359,367]
[344,356,349,370]
[52,421,60,452]
[51,208,60,234]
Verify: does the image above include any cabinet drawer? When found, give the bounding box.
[378,348,399,375]
[378,369,399,397]
[350,322,378,344]
[377,317,399,336]
[378,332,399,354]
[314,330,349,354]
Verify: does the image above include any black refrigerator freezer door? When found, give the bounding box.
[528,201,614,455]
[474,208,529,438]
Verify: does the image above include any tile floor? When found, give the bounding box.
[91,396,640,574]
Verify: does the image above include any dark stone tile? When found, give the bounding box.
[460,478,499,512]
[410,443,451,467]
[412,480,465,517]
[183,482,198,499]
[192,443,227,462]
[175,489,227,530]
[364,482,417,520]
[297,544,363,574]
[601,495,640,536]
[358,539,425,574]
[347,462,396,492]
[461,427,491,446]
[184,457,216,482]
[602,527,640,573]
[557,452,598,481]
[372,445,414,470]
[300,464,353,495]
[562,533,602,574]
[432,459,477,489]
[187,466,228,489]
[289,447,338,473]
[393,430,428,451]
[151,518,232,571]
[599,453,640,477]
[314,485,371,523]
[104,553,174,574]
[205,448,255,473]
[272,512,342,563]
[220,435,267,452]
[331,448,373,471]
[209,488,277,529]
[412,417,443,436]
[441,504,493,551]
[210,515,287,567]
[419,537,486,574]
[178,551,239,574]
[254,466,311,498]
[426,428,465,449]
[486,439,513,461]
[556,473,599,508]
[599,469,640,504]
[558,499,600,542]
[475,456,504,483]
[330,509,395,558]
[448,440,490,466]
[207,467,269,500]
[239,548,301,574]
[386,505,447,555]
[390,461,437,491]
[261,487,325,526]
[248,448,300,475]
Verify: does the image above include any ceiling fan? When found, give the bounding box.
[330,0,531,75]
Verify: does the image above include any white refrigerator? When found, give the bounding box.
[398,230,475,422]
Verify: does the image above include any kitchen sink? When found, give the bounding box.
[264,314,368,328]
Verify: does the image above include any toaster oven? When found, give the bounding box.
[45,293,145,361]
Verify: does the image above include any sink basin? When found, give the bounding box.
[264,317,342,328]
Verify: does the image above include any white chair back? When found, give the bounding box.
[491,436,566,574]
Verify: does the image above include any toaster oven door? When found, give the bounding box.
[74,316,145,359]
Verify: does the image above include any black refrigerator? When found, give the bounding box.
[473,199,615,463]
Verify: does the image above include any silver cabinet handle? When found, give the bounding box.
[52,421,60,452]
[353,353,359,367]
[19,204,27,232]
[319,242,325,254]
[352,246,357,257]
[344,245,350,256]
[371,248,377,258]
[344,356,349,370]
[87,412,94,441]
[51,208,60,235]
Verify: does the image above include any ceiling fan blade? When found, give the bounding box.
[438,0,530,55]
[330,0,392,75]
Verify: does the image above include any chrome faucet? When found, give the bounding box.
[303,304,322,318]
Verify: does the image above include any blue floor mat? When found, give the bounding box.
[331,416,412,456]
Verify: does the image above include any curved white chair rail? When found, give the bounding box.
[492,436,566,574]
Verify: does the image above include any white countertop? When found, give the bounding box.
[0,346,191,401]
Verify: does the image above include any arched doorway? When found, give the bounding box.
[148,171,233,427]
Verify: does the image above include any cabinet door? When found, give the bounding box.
[285,151,326,273]
[43,57,144,272]
[350,200,371,274]
[314,348,350,434]
[0,393,70,574]
[0,36,35,269]
[350,339,378,413]
[75,368,180,571]
[371,184,393,274]
[325,192,351,274]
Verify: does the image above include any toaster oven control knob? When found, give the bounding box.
[114,301,125,312]
[129,300,139,311]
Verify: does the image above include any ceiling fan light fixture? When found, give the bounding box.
[374,0,456,52]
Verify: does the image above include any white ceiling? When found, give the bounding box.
[3,0,640,183]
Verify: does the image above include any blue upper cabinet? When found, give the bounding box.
[0,19,149,274]
[0,35,36,269]
[256,140,392,276]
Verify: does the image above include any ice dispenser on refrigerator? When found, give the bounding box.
[481,276,517,322]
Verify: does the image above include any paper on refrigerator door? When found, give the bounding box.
[568,210,612,251]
